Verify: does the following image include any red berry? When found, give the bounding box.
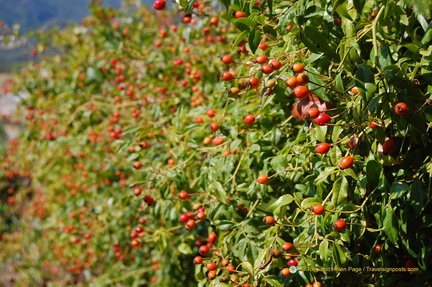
[143,195,155,206]
[349,136,360,149]
[256,55,268,64]
[315,143,331,154]
[153,0,166,10]
[45,132,56,141]
[351,86,359,94]
[226,263,235,273]
[394,102,408,115]
[179,213,190,223]
[212,137,224,146]
[405,259,416,269]
[258,42,268,50]
[248,77,260,87]
[179,191,189,200]
[292,63,305,73]
[221,55,233,65]
[281,268,291,276]
[271,249,282,258]
[234,11,246,18]
[307,107,320,119]
[196,211,206,220]
[197,207,206,213]
[221,71,234,81]
[185,219,196,230]
[311,204,325,215]
[210,122,219,132]
[333,219,346,230]
[207,270,217,279]
[339,156,354,169]
[208,232,217,242]
[374,244,382,254]
[193,256,203,264]
[133,161,142,169]
[263,215,276,226]
[270,60,282,70]
[286,76,298,88]
[314,113,331,125]
[199,245,210,256]
[133,187,142,196]
[382,138,395,155]
[206,262,218,270]
[261,64,274,74]
[206,109,216,118]
[243,114,256,125]
[293,85,310,99]
[182,16,192,24]
[296,73,309,84]
[369,123,377,129]
[257,174,269,184]
[138,217,147,224]
[288,259,298,266]
[282,242,294,251]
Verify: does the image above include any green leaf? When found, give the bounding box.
[313,125,327,143]
[301,197,321,209]
[232,30,249,47]
[233,18,257,31]
[266,0,273,15]
[335,73,344,92]
[390,182,410,199]
[263,275,284,287]
[333,0,353,20]
[270,194,294,214]
[343,167,358,180]
[254,247,268,270]
[331,176,348,206]
[300,26,338,58]
[248,29,261,54]
[159,182,170,198]
[331,125,342,144]
[86,67,102,82]
[378,45,393,70]
[219,0,231,9]
[212,181,228,204]
[353,0,365,14]
[217,220,236,230]
[366,160,382,188]
[314,167,338,185]
[122,125,141,135]
[410,180,427,215]
[319,239,329,261]
[403,0,431,20]
[383,206,399,246]
[241,261,254,276]
[183,0,196,12]
[210,202,230,220]
[177,242,192,254]
[333,242,347,265]
[355,65,377,102]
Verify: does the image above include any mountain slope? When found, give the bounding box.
[0,0,123,31]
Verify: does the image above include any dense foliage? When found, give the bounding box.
[1,0,431,286]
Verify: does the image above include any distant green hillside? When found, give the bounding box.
[0,0,123,32]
